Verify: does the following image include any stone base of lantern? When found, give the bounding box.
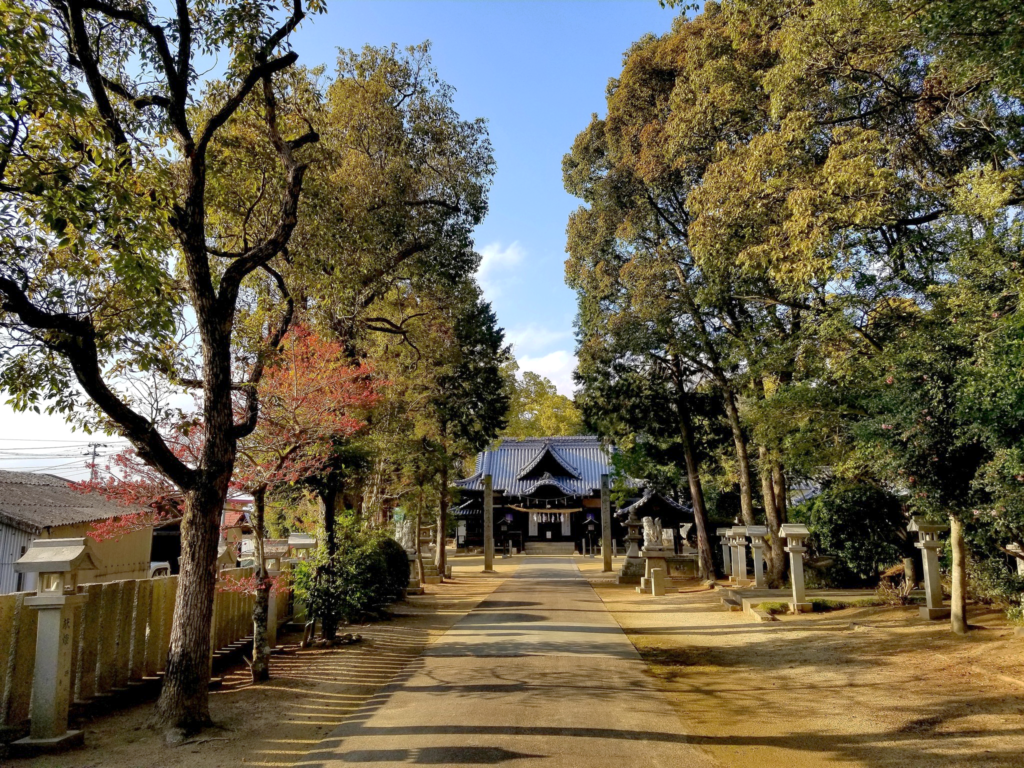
[406,553,424,594]
[12,730,84,756]
[789,601,813,613]
[919,606,951,620]
[616,558,644,585]
[420,562,441,584]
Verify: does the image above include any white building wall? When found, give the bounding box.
[0,522,35,594]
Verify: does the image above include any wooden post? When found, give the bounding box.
[601,474,612,573]
[483,474,494,572]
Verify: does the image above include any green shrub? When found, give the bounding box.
[791,482,908,586]
[758,601,789,615]
[293,523,410,630]
[375,533,411,604]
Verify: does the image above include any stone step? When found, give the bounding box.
[720,595,743,612]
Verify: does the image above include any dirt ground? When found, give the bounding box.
[576,557,1024,768]
[2,556,514,768]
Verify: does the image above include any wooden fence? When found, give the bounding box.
[0,567,290,730]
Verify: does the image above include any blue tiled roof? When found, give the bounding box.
[455,437,633,497]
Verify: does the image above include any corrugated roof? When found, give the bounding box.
[455,437,633,497]
[0,470,135,533]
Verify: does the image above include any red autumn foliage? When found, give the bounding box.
[74,326,383,542]
[218,571,289,596]
[234,324,382,492]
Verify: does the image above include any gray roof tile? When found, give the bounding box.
[0,470,136,532]
[456,437,633,496]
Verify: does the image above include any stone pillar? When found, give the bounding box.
[716,528,732,577]
[780,524,812,612]
[112,579,135,689]
[746,526,768,588]
[95,581,119,694]
[266,567,280,649]
[601,474,613,572]
[129,579,151,682]
[729,527,748,584]
[76,583,103,699]
[483,474,494,572]
[911,518,951,620]
[649,568,666,597]
[14,593,87,750]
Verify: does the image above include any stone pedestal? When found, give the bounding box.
[716,528,732,577]
[617,510,645,585]
[639,547,669,592]
[911,518,950,620]
[746,526,768,588]
[406,552,424,595]
[12,594,87,754]
[780,524,811,612]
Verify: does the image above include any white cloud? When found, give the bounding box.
[477,241,526,301]
[517,350,578,398]
[505,323,573,357]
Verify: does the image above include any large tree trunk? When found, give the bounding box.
[318,486,339,641]
[772,460,788,522]
[758,446,787,586]
[155,479,228,738]
[950,515,969,635]
[251,484,271,682]
[677,395,715,580]
[436,463,449,579]
[722,389,756,526]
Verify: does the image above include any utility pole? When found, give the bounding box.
[87,443,106,482]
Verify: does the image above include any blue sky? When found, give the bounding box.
[288,1,678,394]
[0,0,680,477]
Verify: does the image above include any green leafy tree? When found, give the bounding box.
[501,362,585,438]
[0,0,324,735]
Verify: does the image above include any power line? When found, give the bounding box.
[0,437,129,443]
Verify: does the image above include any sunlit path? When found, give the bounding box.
[297,557,714,768]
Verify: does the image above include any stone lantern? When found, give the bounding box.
[287,532,316,562]
[262,539,289,574]
[716,528,733,577]
[616,509,645,585]
[909,518,951,620]
[12,538,99,753]
[779,524,812,612]
[745,526,769,588]
[728,526,749,584]
[216,542,237,570]
[261,540,290,648]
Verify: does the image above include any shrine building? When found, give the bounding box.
[452,436,692,555]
